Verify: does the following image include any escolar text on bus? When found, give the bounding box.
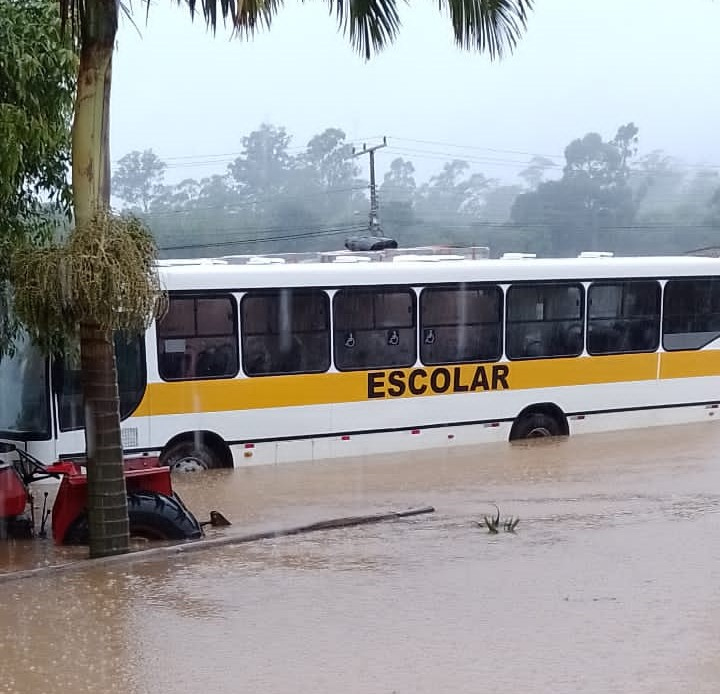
[367,364,510,399]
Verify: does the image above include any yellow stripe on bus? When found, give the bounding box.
[659,350,720,380]
[126,349,720,418]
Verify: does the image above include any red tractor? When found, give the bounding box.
[0,443,224,544]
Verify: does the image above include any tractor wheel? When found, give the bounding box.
[62,491,203,545]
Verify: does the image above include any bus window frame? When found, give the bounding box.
[332,284,418,372]
[56,332,148,433]
[240,288,332,378]
[419,283,503,366]
[586,279,661,356]
[505,280,586,361]
[156,292,240,382]
[662,276,720,352]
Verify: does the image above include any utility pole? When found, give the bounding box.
[352,137,387,235]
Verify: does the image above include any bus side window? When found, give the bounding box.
[156,294,239,381]
[333,287,416,371]
[241,289,330,377]
[506,283,584,360]
[58,332,146,432]
[588,281,660,355]
[663,278,720,351]
[420,285,502,366]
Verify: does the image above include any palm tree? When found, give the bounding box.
[58,0,533,557]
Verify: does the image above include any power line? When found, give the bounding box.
[385,145,560,170]
[142,184,368,218]
[155,219,720,256]
[108,133,720,174]
[386,136,564,161]
[111,135,385,167]
[159,223,367,252]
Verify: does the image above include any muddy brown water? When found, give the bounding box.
[2,423,720,693]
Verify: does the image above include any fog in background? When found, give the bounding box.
[110,0,720,257]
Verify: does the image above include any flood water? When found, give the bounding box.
[2,423,720,693]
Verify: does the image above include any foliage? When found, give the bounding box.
[0,0,76,354]
[117,121,720,260]
[129,125,368,256]
[511,123,640,255]
[180,0,532,60]
[11,211,161,352]
[113,149,167,212]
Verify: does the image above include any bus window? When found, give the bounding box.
[333,287,416,371]
[663,279,720,351]
[506,283,584,360]
[420,285,502,365]
[58,332,146,432]
[588,281,660,355]
[241,289,330,376]
[156,294,239,381]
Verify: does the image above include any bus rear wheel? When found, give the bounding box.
[511,412,563,440]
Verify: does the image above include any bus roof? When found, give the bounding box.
[156,253,720,292]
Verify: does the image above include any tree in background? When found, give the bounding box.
[116,119,720,259]
[113,149,166,212]
[0,0,76,353]
[518,156,556,189]
[511,123,640,255]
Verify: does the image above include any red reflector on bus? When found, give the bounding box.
[244,443,254,449]
[706,404,719,409]
[411,429,420,435]
[484,422,500,428]
[341,435,350,441]
[448,434,455,440]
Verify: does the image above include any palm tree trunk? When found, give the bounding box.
[79,322,129,556]
[73,0,129,557]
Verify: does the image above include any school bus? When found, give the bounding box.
[2,246,720,471]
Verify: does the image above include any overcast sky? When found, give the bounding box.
[110,0,720,185]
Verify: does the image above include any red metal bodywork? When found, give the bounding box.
[45,456,173,544]
[0,464,29,517]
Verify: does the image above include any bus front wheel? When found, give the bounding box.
[511,412,563,440]
[161,440,219,473]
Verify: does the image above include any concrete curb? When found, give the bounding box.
[0,505,435,584]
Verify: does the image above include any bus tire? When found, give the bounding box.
[161,440,219,473]
[511,412,562,440]
[62,491,203,545]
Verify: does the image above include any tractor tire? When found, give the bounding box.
[62,491,203,545]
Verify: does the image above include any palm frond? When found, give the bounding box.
[324,0,401,60]
[439,0,532,59]
[181,0,286,36]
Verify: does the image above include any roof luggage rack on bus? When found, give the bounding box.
[501,252,537,259]
[156,257,229,266]
[578,251,614,258]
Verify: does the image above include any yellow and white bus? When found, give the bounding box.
[2,246,720,471]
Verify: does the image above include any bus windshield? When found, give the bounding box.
[0,334,49,439]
